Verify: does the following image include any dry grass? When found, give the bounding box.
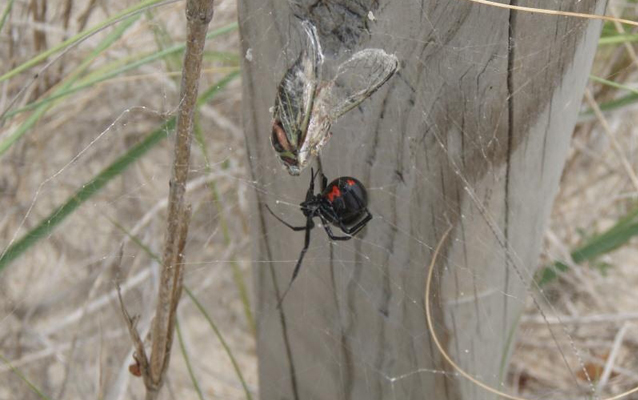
[509,22,638,397]
[510,118,638,398]
[0,0,256,399]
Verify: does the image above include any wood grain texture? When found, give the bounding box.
[238,0,605,398]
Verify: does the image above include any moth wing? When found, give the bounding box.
[327,49,398,121]
[274,21,324,148]
[296,90,333,171]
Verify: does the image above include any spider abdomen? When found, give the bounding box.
[265,169,372,305]
[322,177,369,226]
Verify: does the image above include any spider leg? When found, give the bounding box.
[305,168,318,201]
[319,209,373,240]
[319,216,353,241]
[320,172,328,192]
[340,209,373,236]
[265,204,307,231]
[277,217,314,308]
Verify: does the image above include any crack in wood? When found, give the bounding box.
[504,0,517,361]
[240,45,301,400]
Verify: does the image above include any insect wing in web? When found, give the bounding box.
[271,21,324,175]
[327,48,399,120]
[271,21,398,176]
[293,49,398,173]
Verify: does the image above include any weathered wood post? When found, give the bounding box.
[238,0,605,398]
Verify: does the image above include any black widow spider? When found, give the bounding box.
[265,169,373,306]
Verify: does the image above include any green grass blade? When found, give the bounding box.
[184,287,253,400]
[194,70,239,107]
[537,206,638,285]
[0,353,52,400]
[0,120,171,270]
[1,23,238,121]
[203,50,240,63]
[0,0,167,83]
[0,70,240,271]
[589,75,638,96]
[600,21,618,37]
[0,14,141,156]
[570,214,638,263]
[0,0,15,34]
[579,76,638,117]
[77,22,237,85]
[107,216,162,263]
[176,319,206,400]
[599,33,638,45]
[580,92,638,117]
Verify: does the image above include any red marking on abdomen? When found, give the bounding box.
[327,185,341,202]
[346,179,356,186]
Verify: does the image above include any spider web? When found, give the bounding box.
[1,0,637,399]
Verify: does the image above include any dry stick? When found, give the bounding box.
[115,1,213,399]
[466,0,638,28]
[597,322,629,393]
[117,280,151,388]
[147,0,214,397]
[159,205,192,378]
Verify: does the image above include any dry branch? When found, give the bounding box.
[117,1,215,399]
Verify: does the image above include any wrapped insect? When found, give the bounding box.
[271,21,399,175]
